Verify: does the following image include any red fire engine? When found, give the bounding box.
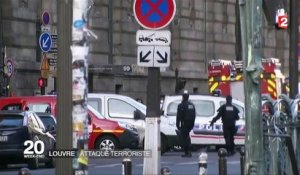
[208,58,287,101]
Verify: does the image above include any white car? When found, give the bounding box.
[87,93,177,152]
[161,95,246,147]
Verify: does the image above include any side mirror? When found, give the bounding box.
[134,110,141,120]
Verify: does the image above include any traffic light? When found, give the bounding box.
[38,78,47,87]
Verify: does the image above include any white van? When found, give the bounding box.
[161,95,246,147]
[87,93,177,152]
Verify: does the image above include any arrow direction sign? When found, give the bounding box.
[156,51,168,63]
[140,51,151,63]
[39,32,52,52]
[43,37,49,48]
[154,46,170,67]
[137,46,154,67]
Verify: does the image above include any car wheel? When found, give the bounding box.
[95,136,119,151]
[45,157,55,168]
[161,134,168,155]
[28,157,39,169]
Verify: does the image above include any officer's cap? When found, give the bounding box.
[182,90,189,100]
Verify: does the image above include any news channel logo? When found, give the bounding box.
[23,140,46,159]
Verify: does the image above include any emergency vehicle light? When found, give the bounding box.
[209,59,231,67]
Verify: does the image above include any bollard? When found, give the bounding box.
[161,167,172,175]
[218,148,227,175]
[18,168,31,175]
[122,158,132,175]
[198,152,208,175]
[240,147,245,175]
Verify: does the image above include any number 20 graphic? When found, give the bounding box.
[278,15,288,29]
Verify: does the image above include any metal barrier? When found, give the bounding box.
[240,147,245,175]
[291,97,300,169]
[18,168,31,175]
[198,152,208,175]
[122,158,132,175]
[264,134,299,175]
[161,167,172,175]
[262,95,300,175]
[218,148,227,175]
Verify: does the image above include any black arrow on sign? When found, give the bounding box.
[140,51,151,63]
[156,51,168,63]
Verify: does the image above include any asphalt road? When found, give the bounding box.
[0,150,242,175]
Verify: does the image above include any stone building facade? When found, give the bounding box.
[0,0,296,101]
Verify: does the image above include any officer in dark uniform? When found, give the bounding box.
[210,95,239,156]
[176,90,196,157]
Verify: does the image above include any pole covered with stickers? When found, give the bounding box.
[71,0,95,174]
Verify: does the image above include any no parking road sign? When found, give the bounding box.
[134,0,176,30]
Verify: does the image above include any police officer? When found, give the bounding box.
[176,90,196,157]
[210,95,239,156]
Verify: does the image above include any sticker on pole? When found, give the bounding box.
[133,0,176,30]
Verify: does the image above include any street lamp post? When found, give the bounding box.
[240,0,265,174]
[289,0,299,98]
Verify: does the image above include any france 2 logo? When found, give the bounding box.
[278,15,288,29]
[276,9,288,29]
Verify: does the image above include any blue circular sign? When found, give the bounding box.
[39,32,52,53]
[42,11,50,25]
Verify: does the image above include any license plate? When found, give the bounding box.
[0,136,8,142]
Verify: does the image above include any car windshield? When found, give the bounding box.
[39,116,56,127]
[88,105,105,119]
[167,100,215,117]
[0,114,23,129]
[124,97,147,114]
[27,103,51,113]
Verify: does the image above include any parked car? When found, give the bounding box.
[36,113,57,138]
[87,93,177,153]
[160,95,246,148]
[0,96,139,150]
[0,96,56,116]
[87,105,139,150]
[0,110,55,169]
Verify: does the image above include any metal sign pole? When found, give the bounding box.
[243,0,265,174]
[56,0,73,174]
[143,67,161,175]
[133,1,175,174]
[71,0,95,174]
[289,0,299,98]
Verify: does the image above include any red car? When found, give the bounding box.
[87,106,139,150]
[0,96,139,150]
